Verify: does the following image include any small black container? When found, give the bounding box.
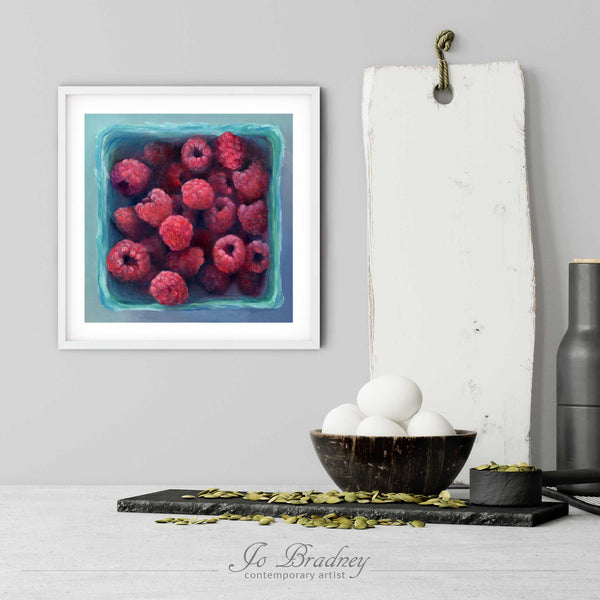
[470,468,542,507]
[557,261,600,495]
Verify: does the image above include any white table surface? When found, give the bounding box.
[3,485,600,599]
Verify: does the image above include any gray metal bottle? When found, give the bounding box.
[557,262,600,494]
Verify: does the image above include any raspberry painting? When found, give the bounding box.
[93,119,289,322]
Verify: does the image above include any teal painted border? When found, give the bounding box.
[95,123,284,312]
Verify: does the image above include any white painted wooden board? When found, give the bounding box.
[363,62,535,482]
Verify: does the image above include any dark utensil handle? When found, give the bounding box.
[542,469,600,486]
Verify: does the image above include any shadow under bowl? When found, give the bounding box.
[310,429,477,495]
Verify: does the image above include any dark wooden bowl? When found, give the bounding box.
[310,429,477,495]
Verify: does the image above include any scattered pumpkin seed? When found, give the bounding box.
[418,498,439,506]
[244,492,263,501]
[475,461,539,472]
[192,487,461,510]
[157,486,459,530]
[409,520,425,528]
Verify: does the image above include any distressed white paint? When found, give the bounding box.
[363,62,535,482]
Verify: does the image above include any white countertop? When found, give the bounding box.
[3,485,600,599]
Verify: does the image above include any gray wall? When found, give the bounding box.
[2,0,598,484]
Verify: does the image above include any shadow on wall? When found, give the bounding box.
[523,67,564,469]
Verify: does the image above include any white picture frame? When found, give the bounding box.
[58,86,319,349]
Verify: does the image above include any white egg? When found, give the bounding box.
[357,375,422,423]
[356,416,407,437]
[337,403,364,417]
[406,410,455,437]
[399,419,411,431]
[322,404,363,435]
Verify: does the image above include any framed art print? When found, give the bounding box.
[58,86,319,349]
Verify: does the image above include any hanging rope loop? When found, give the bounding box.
[434,30,455,90]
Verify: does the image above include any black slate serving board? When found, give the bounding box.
[117,489,568,527]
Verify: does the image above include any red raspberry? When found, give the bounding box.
[233,162,269,203]
[181,136,212,174]
[199,264,231,294]
[149,270,189,305]
[204,196,236,234]
[110,159,151,196]
[140,234,167,265]
[142,142,174,168]
[214,131,247,170]
[157,162,192,193]
[208,171,234,196]
[112,206,152,241]
[182,178,215,210]
[237,200,267,235]
[135,188,173,227]
[159,215,193,251]
[192,228,216,256]
[245,240,270,273]
[213,234,246,274]
[106,239,151,282]
[237,268,265,296]
[165,247,205,279]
